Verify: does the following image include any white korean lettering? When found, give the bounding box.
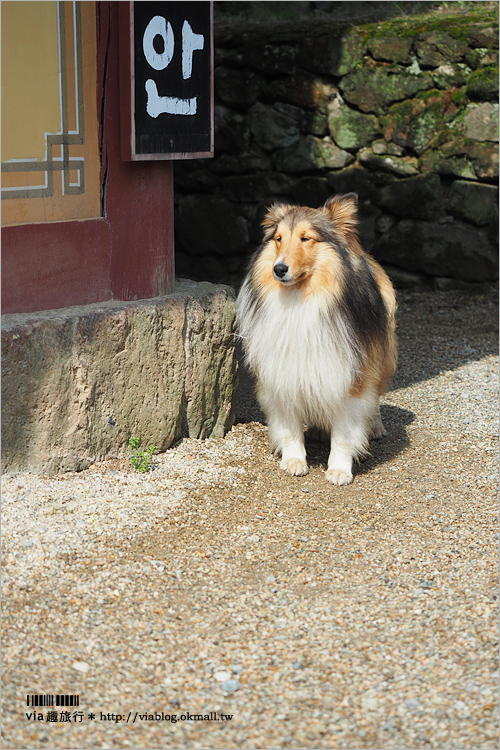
[181,20,204,80]
[143,15,174,71]
[145,79,197,117]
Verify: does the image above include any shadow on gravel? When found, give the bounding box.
[303,404,415,476]
[387,288,498,392]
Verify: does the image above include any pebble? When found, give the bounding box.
[72,661,90,674]
[221,679,241,694]
[213,671,232,682]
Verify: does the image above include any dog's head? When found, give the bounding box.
[257,194,360,290]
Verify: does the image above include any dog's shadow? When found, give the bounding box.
[304,404,415,475]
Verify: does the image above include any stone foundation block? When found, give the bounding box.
[1,280,238,474]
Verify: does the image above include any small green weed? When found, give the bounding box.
[128,436,156,473]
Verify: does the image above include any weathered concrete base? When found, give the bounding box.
[1,280,238,474]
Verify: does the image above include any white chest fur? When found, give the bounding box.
[238,286,360,425]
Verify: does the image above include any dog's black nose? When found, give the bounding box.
[273,262,289,279]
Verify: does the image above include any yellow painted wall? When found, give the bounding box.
[2,2,61,162]
[1,1,101,225]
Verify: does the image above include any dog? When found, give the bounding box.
[235,193,397,486]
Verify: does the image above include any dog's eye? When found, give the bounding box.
[301,236,311,243]
[275,235,282,243]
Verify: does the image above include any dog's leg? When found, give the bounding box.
[280,427,308,476]
[326,394,375,486]
[369,400,387,440]
[266,403,308,477]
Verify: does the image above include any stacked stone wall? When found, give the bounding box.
[174,6,498,289]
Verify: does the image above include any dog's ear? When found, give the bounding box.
[261,202,289,239]
[323,193,359,237]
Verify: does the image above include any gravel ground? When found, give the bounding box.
[1,288,498,750]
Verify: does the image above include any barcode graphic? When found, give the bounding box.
[26,694,79,707]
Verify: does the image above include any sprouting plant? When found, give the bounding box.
[128,436,156,473]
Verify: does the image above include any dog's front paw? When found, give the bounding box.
[281,457,309,476]
[370,423,387,440]
[369,414,387,440]
[326,467,353,486]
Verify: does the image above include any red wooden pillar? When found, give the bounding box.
[101,1,174,302]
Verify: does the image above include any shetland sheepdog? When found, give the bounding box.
[236,193,397,486]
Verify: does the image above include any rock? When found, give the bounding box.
[359,149,419,177]
[367,36,413,65]
[176,196,249,255]
[264,76,337,111]
[214,106,251,153]
[327,99,381,150]
[371,140,404,156]
[384,265,433,289]
[376,213,397,234]
[466,65,499,101]
[299,32,366,76]
[312,138,355,170]
[372,219,498,282]
[463,102,499,142]
[274,135,354,173]
[215,66,265,108]
[361,693,379,711]
[245,43,299,76]
[222,172,294,203]
[432,63,471,90]
[208,147,272,176]
[1,281,238,474]
[339,60,433,115]
[370,140,388,155]
[326,167,386,201]
[302,110,329,137]
[247,102,302,151]
[404,697,422,709]
[466,47,499,71]
[415,31,469,67]
[176,254,231,285]
[291,176,331,207]
[174,167,221,192]
[376,174,445,221]
[382,90,463,155]
[447,180,499,226]
[466,24,499,49]
[419,137,499,182]
[358,202,382,251]
[72,661,90,674]
[221,678,241,694]
[214,670,232,682]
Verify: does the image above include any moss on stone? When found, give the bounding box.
[361,5,498,44]
[328,100,381,150]
[466,65,500,101]
[339,62,434,115]
[419,136,499,181]
[451,88,469,107]
[382,89,465,154]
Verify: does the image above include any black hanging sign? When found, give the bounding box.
[119,1,213,160]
